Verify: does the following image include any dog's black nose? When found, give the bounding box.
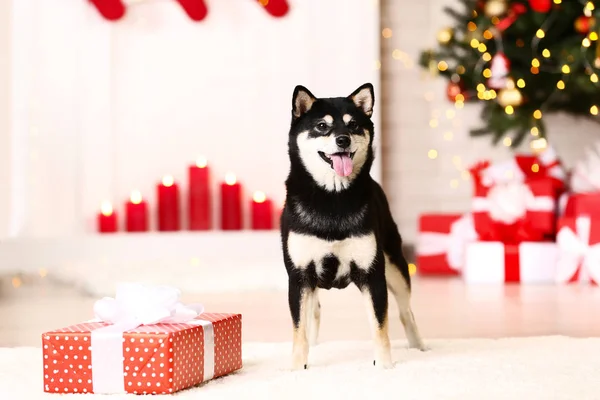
[336,135,351,149]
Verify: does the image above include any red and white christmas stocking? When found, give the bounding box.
[89,0,126,21]
[175,0,208,21]
[255,0,290,18]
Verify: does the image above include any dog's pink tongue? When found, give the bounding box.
[331,154,353,177]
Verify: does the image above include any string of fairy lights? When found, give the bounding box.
[378,28,484,192]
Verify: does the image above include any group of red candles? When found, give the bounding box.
[97,157,277,233]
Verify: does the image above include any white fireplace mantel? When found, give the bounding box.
[1,0,380,283]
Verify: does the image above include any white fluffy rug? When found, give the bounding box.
[2,337,599,399]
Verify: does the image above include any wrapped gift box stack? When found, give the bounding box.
[416,142,600,285]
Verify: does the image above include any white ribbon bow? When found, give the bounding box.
[480,158,526,186]
[556,217,600,284]
[570,143,600,193]
[91,283,213,394]
[417,214,478,270]
[472,181,554,225]
[536,145,567,183]
[94,282,205,327]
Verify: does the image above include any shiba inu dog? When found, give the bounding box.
[280,83,426,370]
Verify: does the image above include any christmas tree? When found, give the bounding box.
[420,0,600,147]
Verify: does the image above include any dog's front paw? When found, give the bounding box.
[291,349,308,371]
[373,350,393,369]
[291,360,308,371]
[373,358,393,369]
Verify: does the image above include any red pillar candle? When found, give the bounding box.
[188,157,211,230]
[251,191,273,230]
[220,172,243,230]
[157,175,180,231]
[126,190,148,232]
[97,201,118,233]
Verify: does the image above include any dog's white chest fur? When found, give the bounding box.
[287,232,377,278]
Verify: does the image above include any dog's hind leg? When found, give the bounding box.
[385,255,427,351]
[307,289,321,346]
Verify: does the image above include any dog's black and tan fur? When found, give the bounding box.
[280,83,426,370]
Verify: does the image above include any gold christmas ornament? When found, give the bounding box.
[497,78,523,107]
[484,0,508,17]
[437,27,454,44]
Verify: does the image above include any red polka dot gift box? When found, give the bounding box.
[41,284,242,395]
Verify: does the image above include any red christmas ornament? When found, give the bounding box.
[447,80,467,102]
[255,0,290,17]
[89,0,126,21]
[175,0,208,21]
[529,0,552,13]
[496,3,527,32]
[575,15,596,34]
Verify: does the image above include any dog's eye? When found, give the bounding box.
[347,120,359,130]
[316,123,328,131]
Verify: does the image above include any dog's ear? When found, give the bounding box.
[292,85,317,121]
[348,83,374,117]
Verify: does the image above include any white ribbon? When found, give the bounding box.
[536,145,567,183]
[90,283,214,394]
[558,193,569,216]
[472,181,554,224]
[556,217,600,284]
[416,214,478,270]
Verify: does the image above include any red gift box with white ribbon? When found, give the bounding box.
[469,148,566,242]
[416,213,478,275]
[559,192,600,218]
[556,216,600,285]
[42,284,242,395]
[473,147,566,191]
[463,241,557,284]
[470,176,557,242]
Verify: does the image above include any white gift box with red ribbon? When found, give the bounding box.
[463,241,557,284]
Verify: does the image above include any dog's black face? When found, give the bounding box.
[287,83,375,192]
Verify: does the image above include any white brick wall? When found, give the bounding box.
[380,0,600,243]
